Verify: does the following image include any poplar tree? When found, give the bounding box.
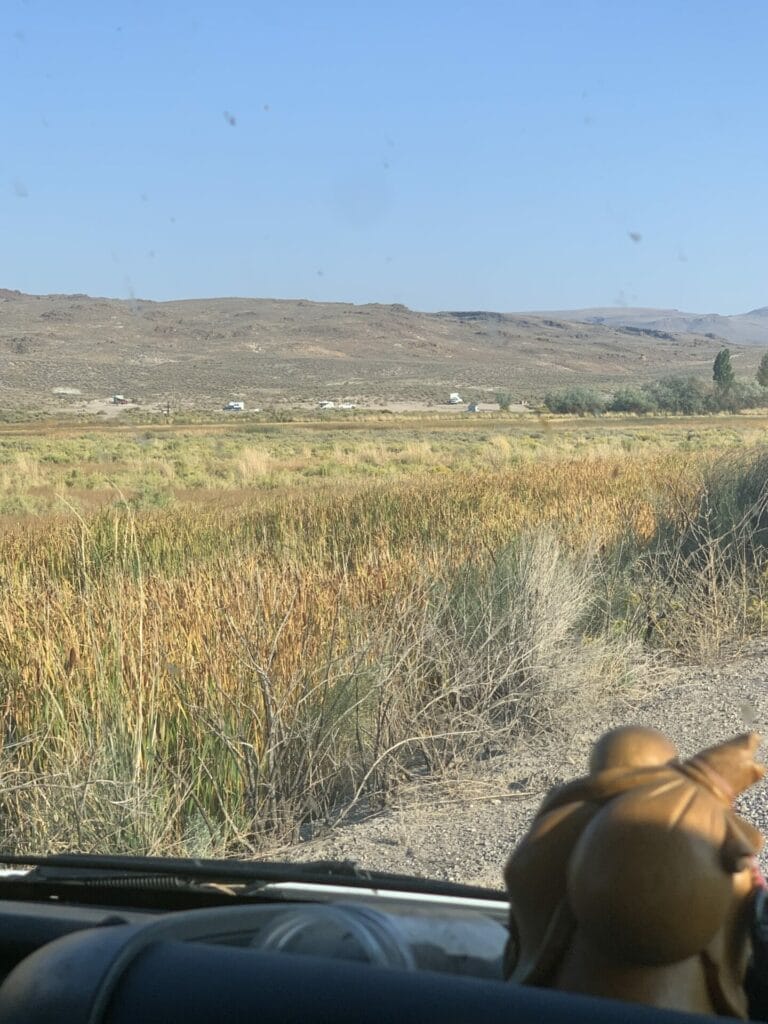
[713,348,735,391]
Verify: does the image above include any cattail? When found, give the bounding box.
[65,646,78,675]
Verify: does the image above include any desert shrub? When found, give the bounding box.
[543,387,606,416]
[378,532,634,777]
[608,388,658,414]
[734,381,767,409]
[641,376,709,415]
[646,374,764,414]
[710,380,767,413]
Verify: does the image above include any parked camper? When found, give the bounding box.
[448,392,462,405]
[318,401,335,409]
[224,401,245,411]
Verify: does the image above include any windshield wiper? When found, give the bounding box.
[0,852,505,901]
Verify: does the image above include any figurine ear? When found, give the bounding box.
[694,733,764,797]
[721,816,763,872]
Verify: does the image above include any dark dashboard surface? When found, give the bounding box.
[0,892,745,1024]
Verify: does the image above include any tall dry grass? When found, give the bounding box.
[1,447,765,857]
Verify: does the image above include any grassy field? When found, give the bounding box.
[2,414,768,857]
[1,413,767,515]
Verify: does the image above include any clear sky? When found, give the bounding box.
[2,1,767,313]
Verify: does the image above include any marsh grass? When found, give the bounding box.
[628,449,768,659]
[0,420,753,514]
[1,424,768,855]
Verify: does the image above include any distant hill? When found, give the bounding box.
[0,290,764,412]
[534,306,768,346]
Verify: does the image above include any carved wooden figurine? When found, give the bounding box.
[504,727,765,1017]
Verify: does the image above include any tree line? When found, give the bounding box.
[543,349,768,416]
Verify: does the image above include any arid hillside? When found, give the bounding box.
[537,305,768,345]
[0,289,762,412]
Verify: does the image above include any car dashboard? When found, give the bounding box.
[0,861,746,1024]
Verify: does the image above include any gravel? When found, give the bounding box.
[269,644,768,890]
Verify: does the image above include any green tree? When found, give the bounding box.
[757,352,768,388]
[713,348,735,391]
[495,390,513,411]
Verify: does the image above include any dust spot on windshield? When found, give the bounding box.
[223,111,237,127]
[628,231,642,244]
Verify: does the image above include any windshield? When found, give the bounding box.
[2,1,767,888]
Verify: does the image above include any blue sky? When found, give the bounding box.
[2,1,767,312]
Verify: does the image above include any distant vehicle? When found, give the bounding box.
[224,401,245,411]
[448,392,462,405]
[338,402,357,410]
[318,400,335,409]
[112,394,130,405]
[466,402,479,413]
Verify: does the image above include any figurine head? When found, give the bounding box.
[589,725,678,773]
